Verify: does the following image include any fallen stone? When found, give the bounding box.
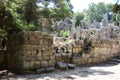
[62,53,72,59]
[56,62,67,70]
[67,63,76,69]
[64,75,75,79]
[36,68,46,73]
[0,70,7,76]
[45,67,55,72]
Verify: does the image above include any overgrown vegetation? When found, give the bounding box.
[60,30,70,37]
[0,0,120,37]
[0,0,73,37]
[73,2,120,28]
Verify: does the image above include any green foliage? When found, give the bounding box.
[0,29,7,37]
[112,13,120,21]
[73,12,84,27]
[54,0,73,20]
[40,0,73,20]
[84,2,110,22]
[60,30,70,37]
[112,3,120,13]
[0,0,73,36]
[0,0,37,32]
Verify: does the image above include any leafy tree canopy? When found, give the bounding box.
[0,0,73,37]
[73,12,84,27]
[84,2,109,22]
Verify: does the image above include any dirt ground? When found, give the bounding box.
[1,62,120,80]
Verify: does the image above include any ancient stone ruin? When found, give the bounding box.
[0,28,119,74]
[52,17,73,31]
[0,12,120,73]
[6,31,55,73]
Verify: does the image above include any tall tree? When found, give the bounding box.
[0,0,73,36]
[37,0,73,31]
[73,12,84,27]
[84,2,109,22]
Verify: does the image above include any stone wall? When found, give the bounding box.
[72,38,120,66]
[55,38,120,66]
[6,31,55,73]
[0,50,6,67]
[5,31,120,73]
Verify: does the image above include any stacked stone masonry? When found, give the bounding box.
[55,38,120,66]
[6,31,120,73]
[6,31,55,73]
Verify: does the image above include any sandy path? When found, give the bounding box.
[1,62,120,80]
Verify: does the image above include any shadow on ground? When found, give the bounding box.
[0,62,118,80]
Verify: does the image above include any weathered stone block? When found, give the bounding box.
[34,61,40,69]
[28,38,40,45]
[22,62,29,70]
[91,38,98,43]
[46,67,55,72]
[93,53,101,57]
[41,39,48,47]
[56,62,67,70]
[49,51,54,56]
[37,56,42,61]
[29,61,35,70]
[42,50,53,56]
[107,43,112,48]
[41,61,48,68]
[101,55,107,61]
[22,45,42,51]
[48,39,53,47]
[75,59,81,66]
[55,54,62,60]
[110,48,118,55]
[82,54,89,60]
[48,60,55,67]
[50,55,55,60]
[100,48,108,54]
[72,59,77,64]
[112,44,118,48]
[94,48,101,54]
[75,58,82,65]
[67,63,76,69]
[92,57,102,63]
[88,58,93,64]
[23,51,37,61]
[41,49,46,54]
[27,31,42,39]
[43,55,50,60]
[36,68,46,73]
[37,51,41,56]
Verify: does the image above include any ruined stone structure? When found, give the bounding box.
[55,38,120,66]
[52,17,73,31]
[70,26,120,40]
[6,31,55,73]
[101,13,109,27]
[70,27,95,40]
[92,20,101,29]
[0,31,119,74]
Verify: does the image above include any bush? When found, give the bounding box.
[0,29,7,37]
[60,30,70,37]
